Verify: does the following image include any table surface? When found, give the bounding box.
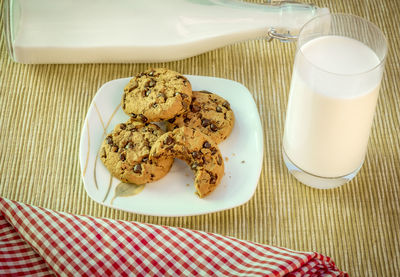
[1,0,399,276]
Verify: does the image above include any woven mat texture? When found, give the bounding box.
[1,1,399,276]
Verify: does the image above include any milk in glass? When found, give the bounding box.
[283,35,381,178]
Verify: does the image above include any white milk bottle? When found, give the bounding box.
[3,0,328,63]
[283,14,387,189]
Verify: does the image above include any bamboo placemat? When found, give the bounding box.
[1,0,399,276]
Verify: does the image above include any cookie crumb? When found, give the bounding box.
[241,160,245,164]
[232,153,236,156]
[186,183,190,187]
[225,157,229,162]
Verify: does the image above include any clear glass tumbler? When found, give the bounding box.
[282,13,387,189]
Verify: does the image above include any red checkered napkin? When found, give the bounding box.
[0,197,347,276]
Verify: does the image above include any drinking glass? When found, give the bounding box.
[282,13,387,189]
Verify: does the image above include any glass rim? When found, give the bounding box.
[297,13,388,77]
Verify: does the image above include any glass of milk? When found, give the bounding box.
[282,13,387,189]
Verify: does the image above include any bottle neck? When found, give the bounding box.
[209,0,329,42]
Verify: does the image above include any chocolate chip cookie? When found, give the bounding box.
[100,119,174,185]
[122,68,192,122]
[166,90,234,144]
[150,127,224,198]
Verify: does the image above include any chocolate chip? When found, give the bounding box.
[201,118,211,127]
[142,156,149,163]
[222,101,230,110]
[216,106,222,113]
[120,123,126,130]
[139,114,148,122]
[148,70,154,76]
[121,141,128,148]
[174,92,180,97]
[122,104,126,110]
[210,173,217,184]
[191,162,198,169]
[130,113,137,118]
[106,136,113,145]
[192,151,201,159]
[184,118,190,124]
[145,89,151,97]
[210,124,218,132]
[133,164,142,173]
[181,93,188,98]
[211,148,217,155]
[120,153,126,161]
[152,103,158,108]
[168,117,176,123]
[101,148,107,158]
[158,92,166,99]
[126,142,134,149]
[191,104,201,113]
[182,101,188,110]
[203,141,211,148]
[200,90,212,94]
[217,155,222,165]
[111,145,118,152]
[149,80,156,87]
[164,136,174,145]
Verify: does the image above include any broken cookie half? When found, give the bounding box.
[150,127,224,198]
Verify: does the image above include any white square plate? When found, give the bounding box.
[79,75,263,216]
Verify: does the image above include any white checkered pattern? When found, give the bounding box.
[0,198,347,276]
